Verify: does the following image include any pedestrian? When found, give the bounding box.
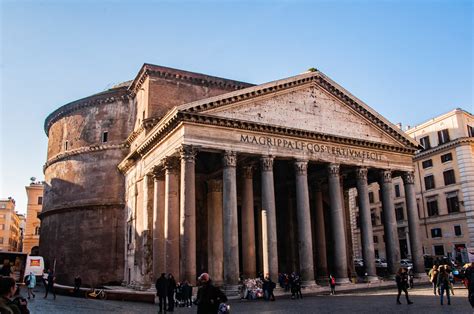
[195,273,228,314]
[408,268,414,289]
[155,273,168,313]
[73,275,82,295]
[0,276,29,314]
[24,272,36,300]
[181,280,192,307]
[446,266,455,296]
[329,274,336,295]
[43,270,56,300]
[166,273,176,312]
[437,266,451,306]
[429,265,439,295]
[395,268,413,305]
[293,274,302,299]
[262,274,276,301]
[41,269,48,289]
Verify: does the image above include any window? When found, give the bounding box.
[375,250,379,258]
[371,212,376,226]
[355,195,359,207]
[356,215,360,228]
[0,238,3,244]
[447,194,460,213]
[37,196,43,205]
[441,153,453,163]
[422,159,433,169]
[420,136,431,150]
[454,225,462,236]
[395,206,404,221]
[427,199,439,216]
[424,175,435,190]
[0,204,5,209]
[369,192,374,204]
[394,184,401,197]
[128,224,133,244]
[468,125,474,137]
[434,245,445,256]
[102,131,108,143]
[431,228,442,238]
[34,226,40,235]
[373,236,378,243]
[437,129,450,145]
[443,170,456,185]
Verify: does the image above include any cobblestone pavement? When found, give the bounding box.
[27,285,472,313]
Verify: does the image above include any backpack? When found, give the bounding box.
[330,277,336,285]
[25,275,30,286]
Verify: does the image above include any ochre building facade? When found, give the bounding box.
[42,64,425,288]
[23,181,44,255]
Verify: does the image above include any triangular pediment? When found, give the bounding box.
[176,71,419,149]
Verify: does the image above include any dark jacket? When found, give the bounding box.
[395,272,408,288]
[196,282,227,314]
[167,277,176,295]
[181,282,192,298]
[155,275,168,296]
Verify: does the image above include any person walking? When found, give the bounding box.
[24,272,36,299]
[195,273,228,314]
[166,273,176,312]
[395,268,413,305]
[329,274,336,295]
[429,265,439,295]
[43,270,56,300]
[437,266,451,306]
[262,274,276,301]
[155,273,168,313]
[293,274,302,299]
[73,275,82,295]
[181,280,192,307]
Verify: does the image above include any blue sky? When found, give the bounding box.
[1,0,472,214]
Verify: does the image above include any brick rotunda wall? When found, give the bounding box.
[41,85,134,286]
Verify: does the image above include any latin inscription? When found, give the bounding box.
[240,134,383,161]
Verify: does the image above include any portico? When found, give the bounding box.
[119,70,422,289]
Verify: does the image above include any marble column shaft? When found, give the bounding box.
[327,163,349,282]
[294,160,315,283]
[403,172,425,274]
[314,182,328,279]
[207,179,224,284]
[241,166,256,279]
[261,156,278,280]
[355,168,377,278]
[180,146,197,284]
[152,173,166,279]
[379,170,401,275]
[164,159,180,278]
[223,151,240,285]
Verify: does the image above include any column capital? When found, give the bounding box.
[208,179,223,193]
[152,165,165,180]
[261,156,274,172]
[243,166,254,179]
[223,151,237,168]
[178,145,197,162]
[402,171,415,185]
[163,157,179,174]
[379,169,392,183]
[355,167,368,181]
[327,163,340,177]
[294,160,308,176]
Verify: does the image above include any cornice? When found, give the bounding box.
[118,111,416,173]
[128,63,254,96]
[38,202,125,219]
[44,143,129,172]
[414,137,474,160]
[178,72,418,149]
[44,87,130,135]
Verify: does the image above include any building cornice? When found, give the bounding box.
[38,202,125,219]
[118,111,417,173]
[128,63,254,96]
[44,87,130,136]
[44,143,129,172]
[177,71,419,149]
[406,108,473,135]
[414,137,474,160]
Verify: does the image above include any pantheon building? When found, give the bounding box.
[41,64,425,289]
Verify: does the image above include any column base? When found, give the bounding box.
[223,284,241,300]
[415,272,428,279]
[301,280,318,288]
[366,276,380,283]
[336,277,352,285]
